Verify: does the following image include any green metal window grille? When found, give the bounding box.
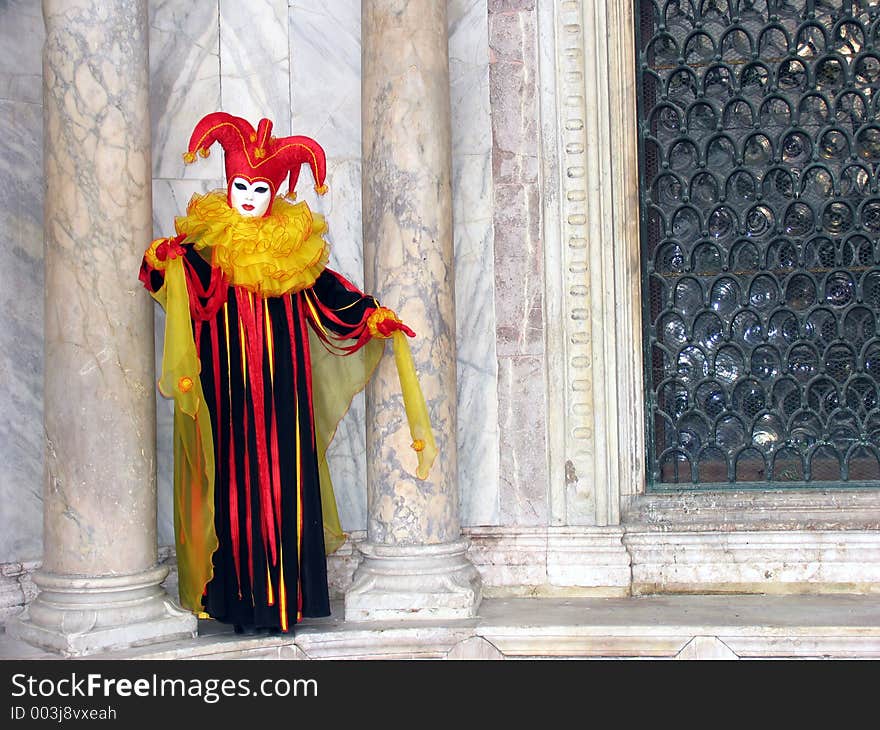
[636,0,880,489]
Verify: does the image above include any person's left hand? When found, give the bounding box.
[376,316,416,338]
[368,307,416,339]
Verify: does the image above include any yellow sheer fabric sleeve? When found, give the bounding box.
[151,257,218,613]
[306,323,437,556]
[391,331,438,480]
[307,330,384,553]
[365,307,438,480]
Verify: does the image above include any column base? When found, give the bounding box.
[5,565,197,657]
[345,539,483,622]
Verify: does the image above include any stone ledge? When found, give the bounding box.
[622,489,880,531]
[625,529,880,595]
[7,523,880,621]
[4,595,878,660]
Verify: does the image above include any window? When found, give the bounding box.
[636,0,880,489]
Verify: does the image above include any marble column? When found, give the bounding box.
[345,0,482,621]
[6,0,195,656]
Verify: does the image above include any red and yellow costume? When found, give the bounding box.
[140,113,435,632]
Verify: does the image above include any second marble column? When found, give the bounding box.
[345,0,481,620]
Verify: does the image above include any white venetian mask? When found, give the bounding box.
[229,177,272,218]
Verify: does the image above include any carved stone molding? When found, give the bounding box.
[541,0,595,525]
[542,0,645,527]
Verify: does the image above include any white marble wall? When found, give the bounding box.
[289,0,368,533]
[0,0,45,564]
[219,0,290,134]
[0,0,501,567]
[449,0,500,526]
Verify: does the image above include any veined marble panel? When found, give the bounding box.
[497,356,548,525]
[220,0,290,139]
[149,0,224,551]
[0,1,43,104]
[153,305,174,549]
[288,0,363,285]
[289,0,361,160]
[488,8,539,186]
[453,177,499,524]
[492,183,542,357]
[288,0,364,288]
[450,0,491,155]
[151,178,225,239]
[0,100,44,564]
[288,3,368,534]
[149,0,221,180]
[449,0,499,526]
[314,159,365,291]
[325,388,368,535]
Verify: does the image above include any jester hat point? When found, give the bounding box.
[183,112,328,214]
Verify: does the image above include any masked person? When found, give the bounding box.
[140,112,435,634]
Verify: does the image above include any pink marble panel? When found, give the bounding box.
[489,1,548,525]
[489,10,538,185]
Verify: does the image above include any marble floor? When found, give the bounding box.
[2,594,880,660]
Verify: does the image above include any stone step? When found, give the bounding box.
[3,594,879,660]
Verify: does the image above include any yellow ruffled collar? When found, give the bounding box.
[174,190,329,298]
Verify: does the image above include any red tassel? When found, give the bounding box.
[284,295,299,396]
[242,400,255,594]
[303,290,373,355]
[235,288,277,566]
[209,320,221,465]
[228,429,242,597]
[297,296,317,443]
[184,257,228,321]
[285,295,306,617]
[270,406,282,535]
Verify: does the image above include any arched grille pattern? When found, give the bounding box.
[636,0,880,488]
